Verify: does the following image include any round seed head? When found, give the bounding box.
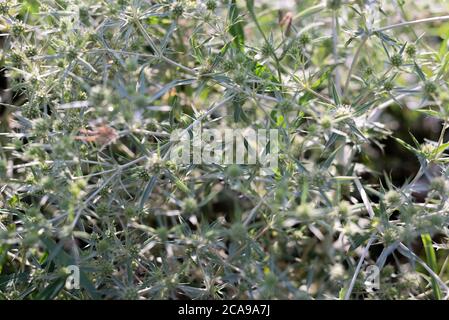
[406,44,416,57]
[364,66,374,77]
[390,53,403,67]
[424,81,437,95]
[25,46,38,57]
[137,168,151,181]
[229,223,247,242]
[182,197,198,213]
[233,71,247,85]
[171,3,184,18]
[261,42,274,57]
[299,32,311,47]
[227,164,242,178]
[384,190,402,208]
[337,200,351,216]
[420,142,436,156]
[296,203,316,219]
[320,115,332,130]
[122,287,139,300]
[0,2,10,15]
[383,81,394,92]
[11,22,26,37]
[206,0,217,11]
[222,59,235,72]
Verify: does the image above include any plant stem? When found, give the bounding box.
[421,233,442,300]
[332,10,341,95]
[373,15,449,33]
[344,233,377,300]
[343,35,368,97]
[293,3,326,21]
[398,242,449,298]
[160,95,235,161]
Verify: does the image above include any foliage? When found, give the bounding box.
[0,0,449,300]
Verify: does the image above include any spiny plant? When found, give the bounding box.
[0,0,449,300]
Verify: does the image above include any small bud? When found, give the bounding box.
[364,66,374,77]
[261,42,274,57]
[229,223,247,242]
[66,47,78,61]
[206,0,217,11]
[134,95,147,108]
[137,167,152,181]
[383,81,394,92]
[298,32,311,47]
[320,115,332,130]
[171,3,184,18]
[99,186,110,197]
[22,104,41,119]
[337,200,351,216]
[384,190,402,208]
[420,143,436,156]
[122,287,139,300]
[10,52,23,66]
[79,6,90,25]
[226,164,242,178]
[125,206,138,218]
[390,53,403,67]
[382,227,399,244]
[424,81,437,95]
[96,202,109,215]
[11,22,26,37]
[221,60,235,72]
[233,71,247,85]
[33,118,49,137]
[296,203,316,219]
[0,2,10,15]
[406,44,417,58]
[25,46,38,57]
[182,197,198,214]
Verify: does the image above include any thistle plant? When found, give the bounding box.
[0,0,449,300]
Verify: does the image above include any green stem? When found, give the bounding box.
[343,35,368,97]
[332,10,341,95]
[246,1,282,82]
[293,3,326,21]
[421,233,442,300]
[373,15,449,33]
